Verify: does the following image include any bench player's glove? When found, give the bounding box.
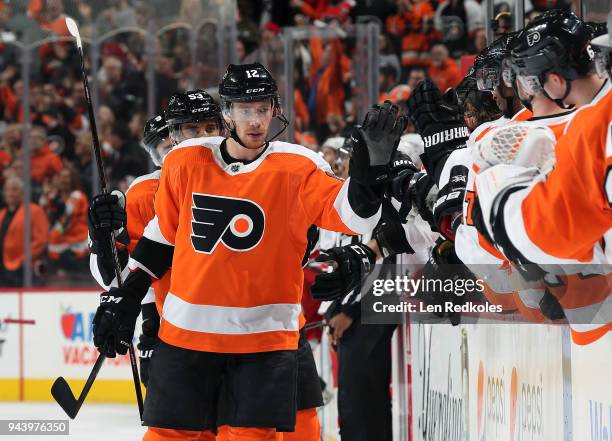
[349,101,408,186]
[419,240,472,326]
[311,243,376,301]
[407,80,469,175]
[137,302,160,387]
[432,165,468,240]
[93,270,150,358]
[373,200,414,258]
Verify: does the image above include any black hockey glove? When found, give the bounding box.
[388,153,420,200]
[407,79,469,176]
[88,191,129,255]
[311,243,376,301]
[373,200,414,258]
[92,270,151,358]
[392,170,437,225]
[349,101,408,186]
[89,191,127,232]
[137,302,160,387]
[432,164,468,240]
[419,240,474,326]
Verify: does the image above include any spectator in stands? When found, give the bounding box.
[0,176,49,286]
[379,64,411,105]
[308,35,345,140]
[41,163,89,275]
[107,122,149,187]
[94,0,138,35]
[394,0,435,79]
[378,34,401,81]
[98,55,145,122]
[407,66,428,90]
[428,43,462,92]
[244,21,284,69]
[30,125,63,185]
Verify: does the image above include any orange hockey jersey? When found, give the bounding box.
[457,109,573,320]
[138,137,380,354]
[475,82,612,343]
[125,171,171,312]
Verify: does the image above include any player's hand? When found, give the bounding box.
[398,172,437,225]
[407,79,469,174]
[328,313,353,346]
[349,101,408,185]
[419,240,470,326]
[388,153,420,201]
[88,190,127,237]
[373,200,414,258]
[137,303,160,387]
[93,287,142,358]
[311,244,376,301]
[432,165,468,240]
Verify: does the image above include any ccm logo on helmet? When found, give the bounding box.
[191,193,265,253]
[246,88,265,94]
[527,32,540,46]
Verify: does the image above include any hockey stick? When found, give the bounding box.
[50,17,144,422]
[51,342,108,419]
[304,320,326,331]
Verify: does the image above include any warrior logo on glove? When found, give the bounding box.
[191,193,265,253]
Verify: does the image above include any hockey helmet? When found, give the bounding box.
[507,11,594,97]
[473,32,517,92]
[219,63,280,106]
[141,114,170,167]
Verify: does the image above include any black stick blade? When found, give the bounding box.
[51,377,79,419]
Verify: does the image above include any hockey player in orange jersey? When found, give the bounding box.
[473,11,612,344]
[89,90,326,440]
[90,63,407,441]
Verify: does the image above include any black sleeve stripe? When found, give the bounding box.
[132,237,174,279]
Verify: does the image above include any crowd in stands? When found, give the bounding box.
[0,0,572,287]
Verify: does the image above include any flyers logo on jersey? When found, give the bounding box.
[191,193,265,253]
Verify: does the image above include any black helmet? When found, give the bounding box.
[473,32,517,92]
[165,90,221,127]
[219,62,280,105]
[508,10,594,82]
[141,114,169,167]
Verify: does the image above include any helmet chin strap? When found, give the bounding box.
[540,75,573,109]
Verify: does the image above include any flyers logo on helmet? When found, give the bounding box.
[527,32,540,46]
[191,193,265,253]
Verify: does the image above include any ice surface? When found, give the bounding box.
[0,402,146,440]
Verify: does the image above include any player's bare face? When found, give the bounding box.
[231,101,273,149]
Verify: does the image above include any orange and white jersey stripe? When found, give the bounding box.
[138,136,381,353]
[457,109,575,319]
